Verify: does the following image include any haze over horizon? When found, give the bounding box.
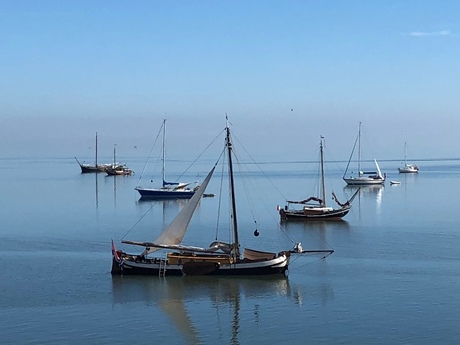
[1,1,459,161]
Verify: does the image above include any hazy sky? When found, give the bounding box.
[1,1,459,161]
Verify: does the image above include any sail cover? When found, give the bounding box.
[145,165,216,254]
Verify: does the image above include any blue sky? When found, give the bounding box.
[1,1,459,161]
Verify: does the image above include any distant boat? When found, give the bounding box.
[135,119,197,199]
[280,136,360,220]
[106,146,134,176]
[390,180,401,185]
[75,132,111,173]
[398,142,419,173]
[106,166,134,176]
[112,118,334,276]
[343,122,385,186]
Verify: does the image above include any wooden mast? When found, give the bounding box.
[357,122,362,176]
[95,132,98,168]
[320,137,326,207]
[162,119,166,186]
[225,120,240,260]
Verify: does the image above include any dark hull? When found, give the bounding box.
[111,253,289,276]
[80,164,109,173]
[280,207,350,220]
[135,187,195,199]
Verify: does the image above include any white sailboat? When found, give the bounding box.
[343,122,385,186]
[135,119,196,199]
[112,118,333,276]
[398,142,419,173]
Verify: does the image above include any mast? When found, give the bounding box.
[320,137,326,207]
[162,119,166,186]
[226,121,240,260]
[358,122,362,175]
[95,132,98,167]
[404,141,407,165]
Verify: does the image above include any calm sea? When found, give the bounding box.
[1,156,460,344]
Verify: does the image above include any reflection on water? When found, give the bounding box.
[281,220,350,251]
[344,184,384,215]
[281,220,350,232]
[95,172,99,209]
[136,198,189,209]
[111,275,332,345]
[135,198,189,225]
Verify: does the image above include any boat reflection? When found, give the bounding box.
[136,197,189,208]
[135,198,190,224]
[281,219,350,232]
[111,275,328,345]
[344,184,383,215]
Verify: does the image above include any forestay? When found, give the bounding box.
[142,165,216,255]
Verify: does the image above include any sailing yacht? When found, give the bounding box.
[135,119,197,199]
[106,146,134,176]
[343,122,385,185]
[280,136,359,220]
[75,132,111,173]
[398,142,419,173]
[112,119,334,276]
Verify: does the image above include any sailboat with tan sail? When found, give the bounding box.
[112,118,334,276]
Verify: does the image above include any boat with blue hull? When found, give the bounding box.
[135,119,196,199]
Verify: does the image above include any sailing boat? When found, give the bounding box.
[343,122,385,185]
[398,142,419,173]
[280,136,360,220]
[75,132,111,173]
[106,145,134,176]
[135,119,196,199]
[112,120,334,276]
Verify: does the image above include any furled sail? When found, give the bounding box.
[144,165,216,254]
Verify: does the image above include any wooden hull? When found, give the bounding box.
[106,168,134,176]
[135,187,195,199]
[111,250,290,276]
[80,164,110,173]
[280,206,350,220]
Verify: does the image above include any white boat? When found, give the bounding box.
[280,136,360,220]
[112,118,334,276]
[390,180,401,185]
[343,122,385,186]
[398,142,419,173]
[135,119,197,199]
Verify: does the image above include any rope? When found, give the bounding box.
[136,123,163,184]
[120,203,156,241]
[174,128,226,183]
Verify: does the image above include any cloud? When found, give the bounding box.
[408,30,451,37]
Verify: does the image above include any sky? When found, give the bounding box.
[0,1,459,161]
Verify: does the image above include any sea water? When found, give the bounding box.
[1,156,460,344]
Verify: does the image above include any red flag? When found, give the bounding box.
[111,239,121,263]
